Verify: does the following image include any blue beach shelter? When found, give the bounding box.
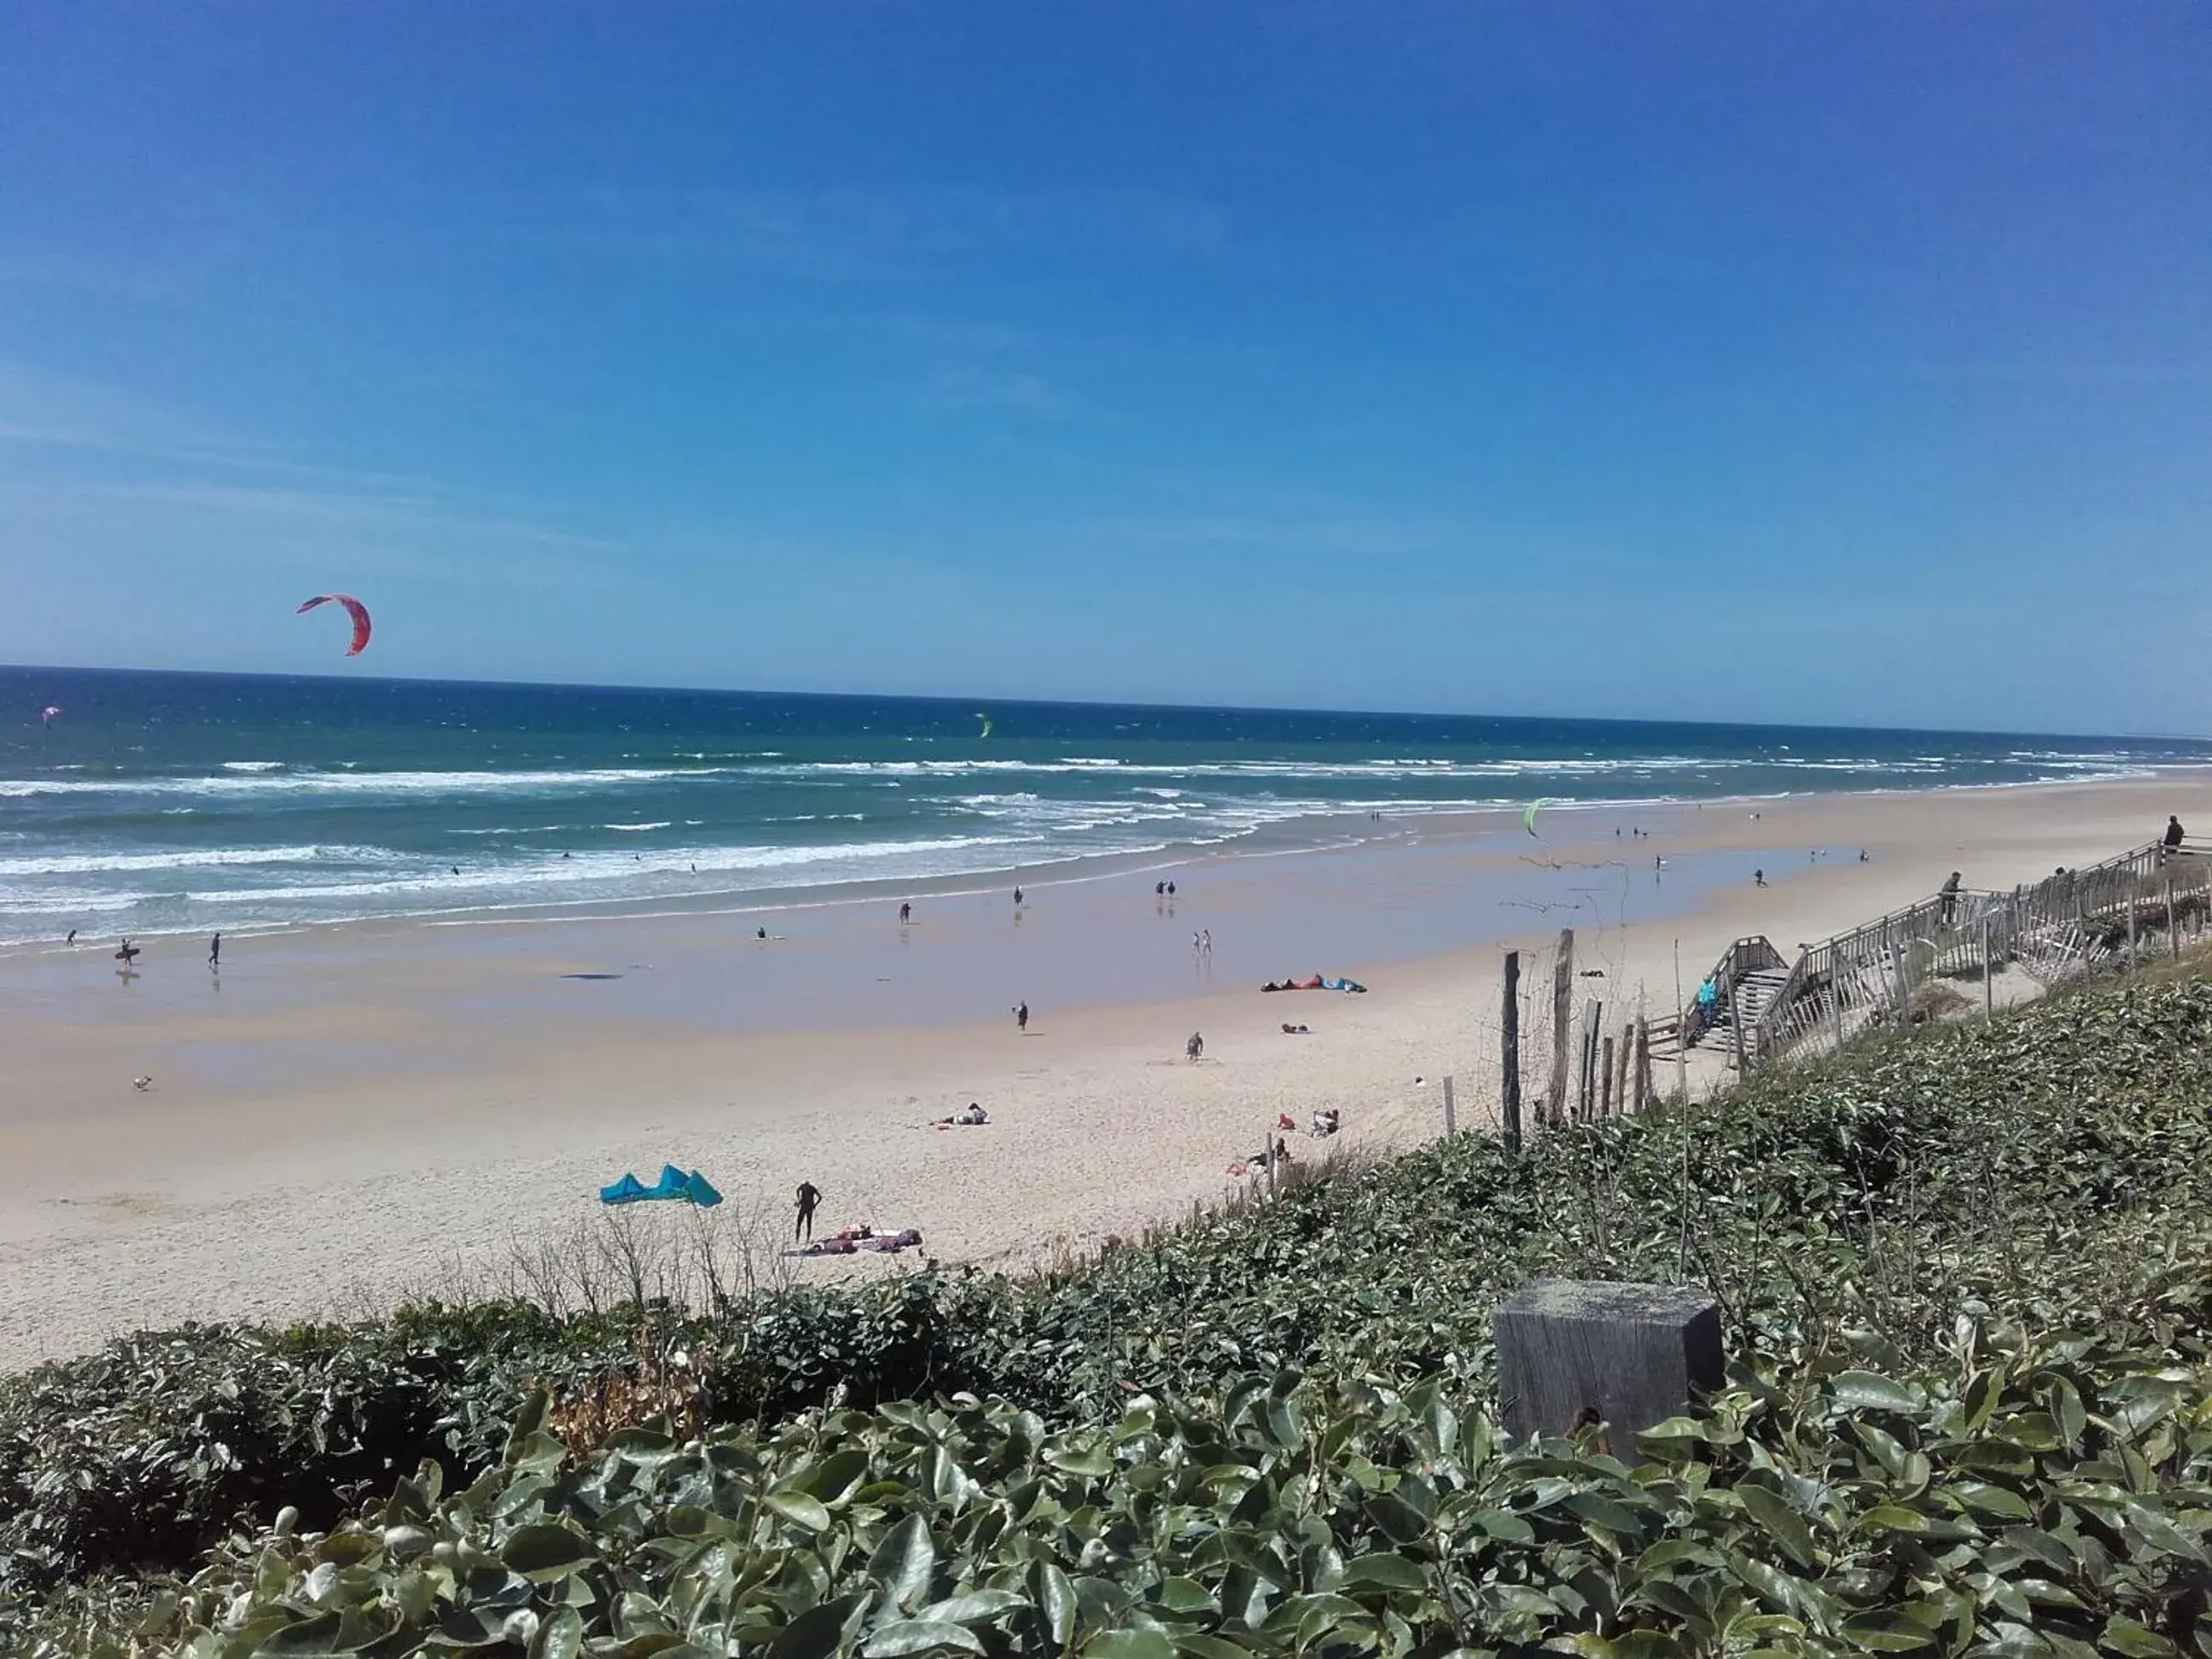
[599,1163,723,1208]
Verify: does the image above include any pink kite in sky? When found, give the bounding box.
[296,593,372,655]
[39,705,61,725]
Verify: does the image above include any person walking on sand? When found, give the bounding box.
[1754,869,1767,888]
[207,933,221,969]
[795,1180,821,1242]
[1186,1030,1203,1061]
[1013,885,1023,906]
[1201,928,1212,954]
[1014,1000,1029,1033]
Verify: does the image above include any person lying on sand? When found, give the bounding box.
[1312,1107,1341,1137]
[933,1103,989,1127]
[1280,1022,1310,1033]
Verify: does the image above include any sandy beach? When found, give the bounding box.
[1,773,2205,1370]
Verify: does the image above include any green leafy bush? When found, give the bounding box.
[52,1301,2212,1657]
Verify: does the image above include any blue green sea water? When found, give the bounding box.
[1,666,2203,945]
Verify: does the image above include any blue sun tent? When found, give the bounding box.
[599,1162,723,1208]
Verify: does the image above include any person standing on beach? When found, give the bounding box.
[899,901,911,924]
[1201,929,1212,954]
[1754,869,1767,888]
[1013,886,1023,906]
[1014,1000,1029,1033]
[1939,871,1961,926]
[795,1181,821,1242]
[207,933,221,969]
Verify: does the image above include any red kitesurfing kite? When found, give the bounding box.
[40,705,61,726]
[296,593,372,655]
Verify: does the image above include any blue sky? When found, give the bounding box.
[1,4,2207,733]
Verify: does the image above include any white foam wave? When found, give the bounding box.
[0,844,391,878]
[0,766,738,800]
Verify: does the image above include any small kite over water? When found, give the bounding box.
[39,705,60,726]
[296,593,372,655]
[976,711,993,738]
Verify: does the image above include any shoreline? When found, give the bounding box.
[3,771,2209,1370]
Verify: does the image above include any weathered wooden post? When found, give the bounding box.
[1546,930,1575,1127]
[1632,1016,1650,1115]
[1501,949,1522,1153]
[1980,915,1993,1020]
[1494,1279,1724,1445]
[1599,1033,1616,1117]
[1830,954,1847,1050]
[1727,978,1749,1074]
[2128,889,2138,958]
[1890,941,1909,1022]
[1441,1074,1457,1139]
[1578,999,1603,1119]
[2168,872,2180,963]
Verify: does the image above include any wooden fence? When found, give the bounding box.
[1742,839,2211,1064]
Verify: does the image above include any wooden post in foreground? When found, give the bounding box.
[1501,950,1522,1153]
[1599,1033,1616,1117]
[1546,930,1575,1128]
[2128,889,2138,958]
[1441,1074,1457,1140]
[1494,1279,1724,1445]
[2168,872,2180,963]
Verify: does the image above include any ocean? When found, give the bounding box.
[1,665,2203,945]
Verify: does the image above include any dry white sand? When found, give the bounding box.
[0,774,2204,1369]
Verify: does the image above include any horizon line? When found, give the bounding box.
[1,659,2205,749]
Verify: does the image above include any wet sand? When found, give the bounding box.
[0,774,2203,1368]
